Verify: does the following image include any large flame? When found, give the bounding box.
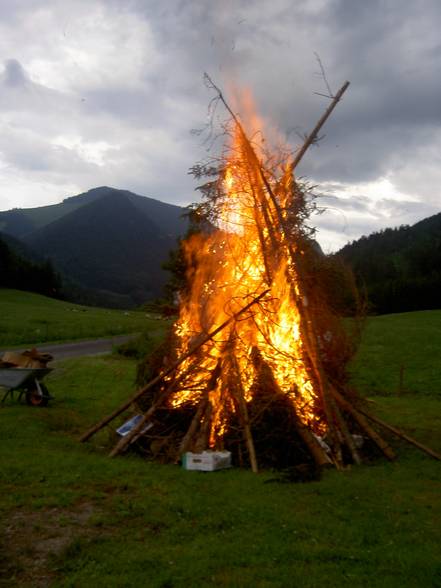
[165,89,325,448]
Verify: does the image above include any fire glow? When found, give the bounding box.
[165,89,325,448]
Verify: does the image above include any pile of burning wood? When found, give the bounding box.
[81,79,439,472]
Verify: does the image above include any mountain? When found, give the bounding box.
[0,187,188,308]
[336,212,441,314]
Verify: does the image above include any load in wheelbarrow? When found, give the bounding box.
[0,348,54,406]
[0,367,53,406]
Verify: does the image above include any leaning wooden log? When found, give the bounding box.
[230,354,259,473]
[80,289,270,444]
[292,410,333,469]
[330,387,396,461]
[176,394,209,459]
[193,399,213,453]
[176,358,223,459]
[250,347,333,470]
[359,409,441,461]
[109,393,168,457]
[206,72,349,175]
[330,396,362,465]
[236,392,259,474]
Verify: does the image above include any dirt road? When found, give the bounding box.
[0,334,137,362]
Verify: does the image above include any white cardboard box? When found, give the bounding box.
[182,451,232,471]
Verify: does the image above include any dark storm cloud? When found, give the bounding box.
[120,0,441,200]
[0,0,440,246]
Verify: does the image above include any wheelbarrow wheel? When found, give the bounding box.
[26,383,49,407]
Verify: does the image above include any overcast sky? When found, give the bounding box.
[0,0,440,251]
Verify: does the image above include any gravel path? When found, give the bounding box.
[0,334,137,362]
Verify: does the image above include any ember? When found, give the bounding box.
[81,78,441,471]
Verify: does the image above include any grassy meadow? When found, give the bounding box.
[0,289,167,347]
[350,309,441,396]
[0,296,440,587]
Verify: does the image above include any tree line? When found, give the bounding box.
[336,214,441,314]
[0,235,62,299]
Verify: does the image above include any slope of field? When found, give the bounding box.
[0,288,165,346]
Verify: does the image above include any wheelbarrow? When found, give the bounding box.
[0,368,53,406]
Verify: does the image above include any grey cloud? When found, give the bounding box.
[3,59,28,86]
[0,0,440,249]
[313,196,440,252]
[316,194,372,215]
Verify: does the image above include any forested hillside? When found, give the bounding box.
[0,187,188,308]
[0,234,61,298]
[336,212,441,314]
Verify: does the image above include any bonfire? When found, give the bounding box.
[82,78,440,472]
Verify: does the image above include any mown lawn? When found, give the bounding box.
[0,312,440,587]
[0,289,167,347]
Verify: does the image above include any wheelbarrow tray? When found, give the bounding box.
[0,368,53,391]
[0,368,53,406]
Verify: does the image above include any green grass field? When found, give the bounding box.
[0,301,440,587]
[350,310,441,396]
[0,289,167,347]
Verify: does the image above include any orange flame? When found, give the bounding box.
[166,88,325,448]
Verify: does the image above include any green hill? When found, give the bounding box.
[0,187,188,307]
[336,212,441,314]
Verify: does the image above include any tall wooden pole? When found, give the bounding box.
[290,81,350,171]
